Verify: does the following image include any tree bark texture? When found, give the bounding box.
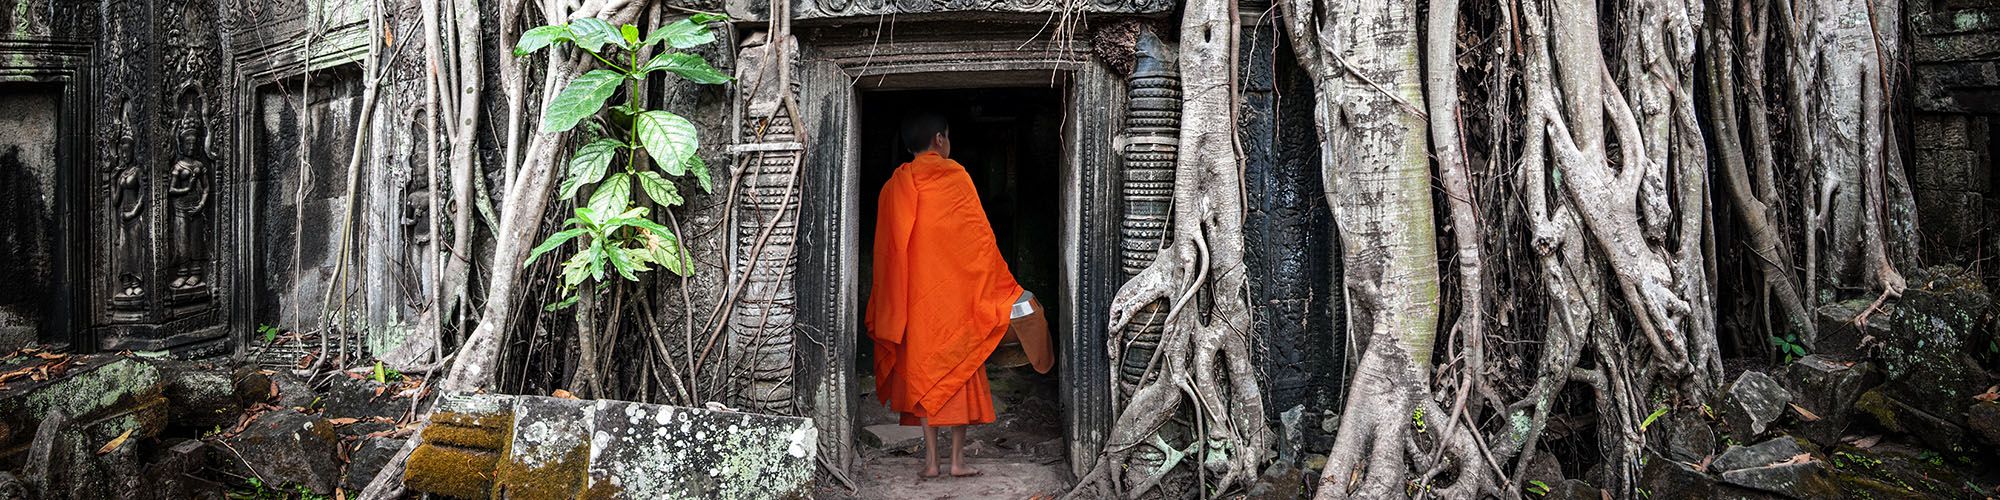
[1072,0,1272,496]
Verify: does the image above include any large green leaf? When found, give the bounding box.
[641,18,716,49]
[605,245,640,281]
[654,231,692,276]
[524,227,588,267]
[568,18,625,53]
[637,53,730,84]
[587,237,608,281]
[620,24,640,46]
[635,111,700,167]
[560,139,623,199]
[540,70,624,133]
[636,170,683,207]
[514,24,571,56]
[590,172,632,215]
[684,154,713,193]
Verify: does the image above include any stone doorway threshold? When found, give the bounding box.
[828,367,1072,498]
[824,456,1069,499]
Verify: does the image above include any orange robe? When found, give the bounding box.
[867,152,1023,427]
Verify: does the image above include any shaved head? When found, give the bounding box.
[900,112,950,156]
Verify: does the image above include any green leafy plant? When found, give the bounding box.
[1770,332,1807,363]
[1526,480,1551,496]
[372,360,403,383]
[1639,406,1670,431]
[517,14,731,308]
[257,324,283,344]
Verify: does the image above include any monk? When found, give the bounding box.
[867,112,1050,479]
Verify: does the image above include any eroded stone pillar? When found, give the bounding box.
[1116,27,1178,390]
[727,32,802,415]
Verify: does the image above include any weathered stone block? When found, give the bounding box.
[1712,436,1808,473]
[323,376,406,420]
[403,393,818,499]
[1813,300,1890,358]
[1914,30,2000,62]
[1543,479,1604,500]
[1914,114,1973,149]
[342,436,406,492]
[1721,371,1793,442]
[1826,443,1977,498]
[1855,388,1969,454]
[1876,273,1994,420]
[584,398,817,498]
[1915,190,1987,254]
[0,356,163,447]
[1970,400,2000,447]
[219,409,341,495]
[495,393,592,499]
[1654,412,1717,463]
[1639,450,1716,500]
[1719,461,1839,499]
[860,423,924,453]
[1912,149,1985,191]
[1778,356,1880,445]
[156,360,242,431]
[144,439,221,500]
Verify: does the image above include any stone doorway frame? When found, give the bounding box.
[788,28,1124,477]
[0,38,92,350]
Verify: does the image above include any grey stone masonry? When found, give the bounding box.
[1912,0,2000,266]
[402,392,818,499]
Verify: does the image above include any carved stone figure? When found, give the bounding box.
[165,113,212,295]
[106,100,148,307]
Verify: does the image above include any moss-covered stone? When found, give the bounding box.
[404,443,501,498]
[401,392,818,499]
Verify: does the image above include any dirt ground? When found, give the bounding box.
[820,365,1072,499]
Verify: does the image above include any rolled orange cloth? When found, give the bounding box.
[1002,290,1054,374]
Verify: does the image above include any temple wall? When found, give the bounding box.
[1910,0,2000,272]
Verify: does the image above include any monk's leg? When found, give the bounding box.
[921,418,940,478]
[949,426,980,476]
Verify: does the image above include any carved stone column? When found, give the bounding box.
[1115,28,1178,389]
[90,0,231,356]
[727,32,802,415]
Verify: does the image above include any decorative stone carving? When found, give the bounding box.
[1115,28,1177,388]
[106,99,150,315]
[83,0,232,355]
[729,32,802,415]
[165,88,214,303]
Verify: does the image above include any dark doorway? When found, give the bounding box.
[0,83,66,351]
[852,87,1068,464]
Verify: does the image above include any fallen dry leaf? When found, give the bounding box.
[1853,435,1883,448]
[1973,386,1998,403]
[1779,453,1812,466]
[97,428,134,455]
[553,389,576,399]
[326,417,360,426]
[1790,403,1823,422]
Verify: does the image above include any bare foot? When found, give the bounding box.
[921,466,940,479]
[950,465,982,477]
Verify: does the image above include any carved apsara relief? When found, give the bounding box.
[106,98,150,317]
[165,87,214,302]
